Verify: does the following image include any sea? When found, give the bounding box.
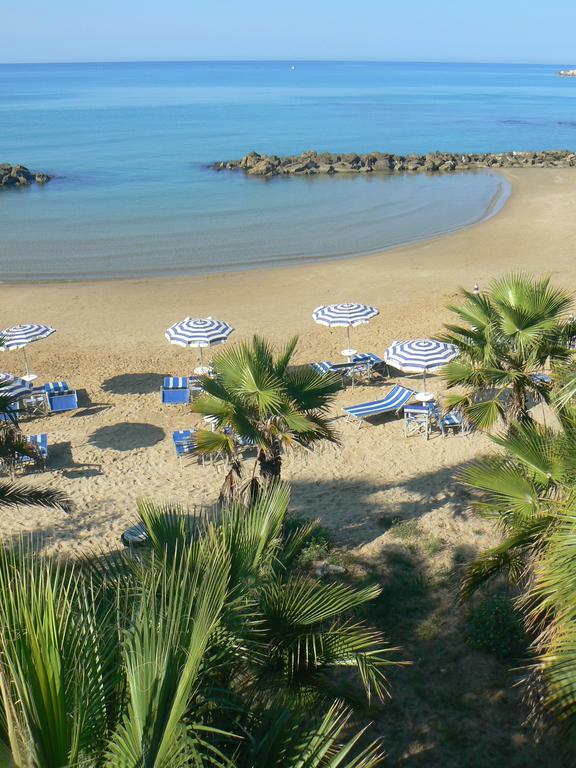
[1,60,575,282]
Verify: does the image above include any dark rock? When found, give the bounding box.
[0,164,52,188]
[213,149,576,177]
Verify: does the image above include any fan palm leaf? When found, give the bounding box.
[442,272,574,429]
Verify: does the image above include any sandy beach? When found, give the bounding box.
[1,167,575,557]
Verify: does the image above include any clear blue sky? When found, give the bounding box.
[4,0,576,64]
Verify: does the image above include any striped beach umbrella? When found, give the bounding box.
[0,378,31,400]
[165,316,234,368]
[312,303,379,348]
[0,323,56,375]
[384,338,459,390]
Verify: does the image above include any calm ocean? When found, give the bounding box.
[1,60,574,281]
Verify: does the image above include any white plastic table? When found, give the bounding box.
[340,348,357,362]
[414,392,434,404]
[21,374,38,383]
[194,366,212,376]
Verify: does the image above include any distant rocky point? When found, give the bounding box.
[559,70,576,77]
[214,149,576,177]
[0,164,52,188]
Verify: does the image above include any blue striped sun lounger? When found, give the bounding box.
[311,361,335,375]
[161,377,190,405]
[172,429,198,459]
[343,385,414,423]
[44,381,69,394]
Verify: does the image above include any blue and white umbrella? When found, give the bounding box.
[165,316,234,368]
[0,323,56,375]
[384,338,459,389]
[312,303,379,348]
[0,378,31,400]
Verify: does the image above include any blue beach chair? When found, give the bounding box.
[17,433,48,469]
[432,407,468,437]
[44,381,78,413]
[343,385,414,424]
[404,403,435,440]
[172,429,199,462]
[161,377,190,405]
[352,352,387,380]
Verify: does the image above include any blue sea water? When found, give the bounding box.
[1,60,574,281]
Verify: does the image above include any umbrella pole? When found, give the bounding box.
[346,325,351,350]
[200,347,204,369]
[23,347,30,376]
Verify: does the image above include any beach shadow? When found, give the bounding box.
[88,422,165,451]
[290,475,562,768]
[101,373,163,395]
[48,441,103,478]
[289,460,478,548]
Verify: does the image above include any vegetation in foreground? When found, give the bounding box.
[0,484,403,767]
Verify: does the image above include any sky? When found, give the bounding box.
[3,0,576,65]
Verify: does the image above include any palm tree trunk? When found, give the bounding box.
[511,382,530,424]
[257,449,282,481]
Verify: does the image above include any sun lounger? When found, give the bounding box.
[161,376,191,405]
[17,433,48,469]
[352,352,387,379]
[343,385,414,423]
[172,429,199,461]
[311,360,366,386]
[44,381,69,394]
[47,389,78,413]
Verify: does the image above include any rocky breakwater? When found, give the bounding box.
[214,149,576,177]
[0,164,52,188]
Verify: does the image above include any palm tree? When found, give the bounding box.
[458,409,576,740]
[441,272,573,430]
[191,336,342,488]
[0,483,403,766]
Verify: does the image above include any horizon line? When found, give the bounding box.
[0,57,571,67]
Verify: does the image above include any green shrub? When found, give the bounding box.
[466,594,527,660]
[284,514,332,568]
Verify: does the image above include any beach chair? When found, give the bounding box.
[404,403,435,440]
[46,390,78,413]
[172,429,200,462]
[17,433,48,470]
[188,375,204,399]
[431,406,468,437]
[161,376,190,405]
[44,381,69,394]
[352,352,387,382]
[311,360,363,386]
[343,385,414,424]
[21,386,49,416]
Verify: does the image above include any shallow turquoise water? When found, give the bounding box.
[1,61,573,281]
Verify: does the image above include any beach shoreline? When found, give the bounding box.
[1,166,576,557]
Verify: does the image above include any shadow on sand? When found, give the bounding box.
[101,373,164,395]
[88,422,165,451]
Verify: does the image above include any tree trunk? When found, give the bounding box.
[257,449,282,481]
[511,382,530,424]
